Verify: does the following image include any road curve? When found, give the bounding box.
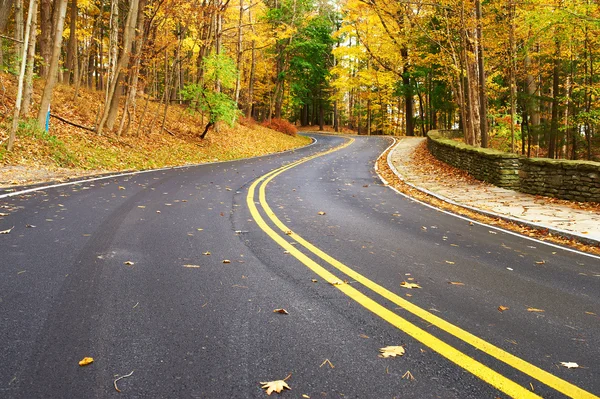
[1,134,598,398]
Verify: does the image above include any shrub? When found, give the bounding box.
[261,118,297,136]
[238,116,257,128]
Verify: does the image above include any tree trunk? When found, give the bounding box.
[106,0,119,103]
[14,0,24,64]
[39,0,53,78]
[21,0,37,115]
[64,0,77,84]
[475,0,488,147]
[234,0,244,105]
[36,0,68,129]
[8,0,36,151]
[0,0,14,66]
[97,0,140,135]
[401,47,414,136]
[549,39,561,159]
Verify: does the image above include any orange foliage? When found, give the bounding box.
[261,118,297,136]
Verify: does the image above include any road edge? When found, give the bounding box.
[375,137,600,259]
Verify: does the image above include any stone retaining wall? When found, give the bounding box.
[427,130,600,202]
[426,131,520,189]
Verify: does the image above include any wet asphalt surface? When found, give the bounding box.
[1,134,598,398]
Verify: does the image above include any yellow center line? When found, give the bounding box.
[246,137,598,399]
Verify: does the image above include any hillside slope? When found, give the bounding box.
[0,73,310,186]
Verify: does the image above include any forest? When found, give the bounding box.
[0,0,599,161]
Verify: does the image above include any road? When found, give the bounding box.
[1,134,599,398]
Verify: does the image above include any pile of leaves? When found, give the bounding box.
[377,141,600,256]
[261,118,298,136]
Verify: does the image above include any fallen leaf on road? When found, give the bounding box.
[535,260,546,265]
[585,311,596,316]
[560,362,580,369]
[379,346,405,358]
[448,281,464,285]
[445,260,455,264]
[330,280,345,286]
[498,306,509,312]
[260,379,291,395]
[203,251,211,256]
[78,357,94,366]
[26,224,36,228]
[421,226,427,230]
[118,186,125,190]
[527,307,544,312]
[401,370,415,380]
[311,279,318,283]
[137,206,146,209]
[0,226,14,234]
[183,265,201,268]
[400,281,421,289]
[123,261,135,266]
[273,308,289,315]
[222,259,231,264]
[285,230,293,235]
[318,211,326,215]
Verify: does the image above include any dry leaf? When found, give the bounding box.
[260,380,291,395]
[498,306,509,312]
[203,251,211,256]
[379,346,405,358]
[330,280,344,286]
[560,362,580,369]
[445,260,455,265]
[318,211,326,215]
[183,265,201,268]
[527,307,544,313]
[78,357,94,366]
[0,226,13,234]
[118,186,125,190]
[273,308,289,315]
[535,260,546,265]
[400,281,421,289]
[123,261,135,266]
[222,259,231,264]
[311,279,318,283]
[285,230,293,235]
[448,281,464,286]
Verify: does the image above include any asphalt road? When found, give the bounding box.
[1,135,598,398]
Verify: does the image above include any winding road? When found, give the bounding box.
[1,135,599,398]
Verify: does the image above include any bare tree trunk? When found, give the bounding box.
[117,0,146,136]
[39,0,54,77]
[36,0,68,129]
[475,0,488,147]
[549,39,561,159]
[106,0,119,103]
[21,0,37,115]
[97,0,140,135]
[0,0,15,66]
[8,0,36,151]
[234,0,244,105]
[14,0,24,64]
[64,0,77,84]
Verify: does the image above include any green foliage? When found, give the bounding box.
[202,53,238,90]
[181,54,241,129]
[16,118,78,167]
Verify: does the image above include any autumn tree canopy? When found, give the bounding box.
[0,0,599,160]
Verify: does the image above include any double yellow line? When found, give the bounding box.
[246,138,598,399]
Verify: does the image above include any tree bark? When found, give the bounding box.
[549,39,561,159]
[21,0,37,115]
[36,0,68,129]
[39,0,53,77]
[0,0,15,66]
[97,0,140,135]
[8,0,36,151]
[64,0,77,84]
